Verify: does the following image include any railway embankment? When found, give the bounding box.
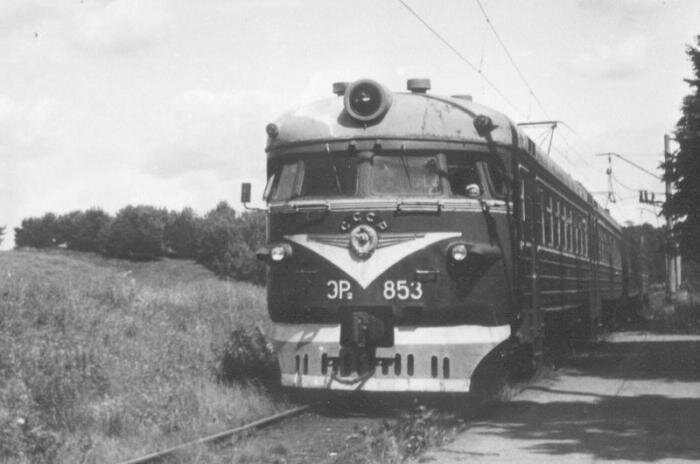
[0,249,284,463]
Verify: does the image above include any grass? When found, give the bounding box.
[0,248,284,463]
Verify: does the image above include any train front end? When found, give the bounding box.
[259,79,517,392]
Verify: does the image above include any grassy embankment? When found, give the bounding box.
[0,249,282,463]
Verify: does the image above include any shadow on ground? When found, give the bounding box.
[467,333,700,462]
[479,394,700,461]
[564,338,700,382]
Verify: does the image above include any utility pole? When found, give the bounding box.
[664,134,681,296]
[596,148,680,297]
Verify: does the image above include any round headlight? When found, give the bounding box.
[343,79,392,122]
[270,245,287,262]
[450,244,468,262]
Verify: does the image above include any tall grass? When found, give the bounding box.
[0,249,282,463]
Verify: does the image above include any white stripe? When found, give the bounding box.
[284,232,461,289]
[269,198,511,213]
[272,323,511,345]
[281,374,471,392]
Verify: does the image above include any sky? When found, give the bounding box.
[1,0,698,249]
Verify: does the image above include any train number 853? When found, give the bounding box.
[383,280,422,300]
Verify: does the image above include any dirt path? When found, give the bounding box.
[420,331,700,463]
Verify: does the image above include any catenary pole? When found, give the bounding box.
[664,134,681,296]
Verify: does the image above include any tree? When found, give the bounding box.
[664,35,700,261]
[164,207,199,258]
[14,213,59,248]
[66,209,112,252]
[100,205,167,259]
[0,226,5,247]
[622,223,666,284]
[195,202,265,284]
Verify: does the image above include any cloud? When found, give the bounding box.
[576,0,662,23]
[0,2,63,38]
[70,0,168,55]
[142,89,280,180]
[0,95,61,160]
[568,35,648,80]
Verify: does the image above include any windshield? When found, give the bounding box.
[267,151,498,202]
[270,156,358,201]
[369,154,442,195]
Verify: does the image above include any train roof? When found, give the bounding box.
[266,80,620,231]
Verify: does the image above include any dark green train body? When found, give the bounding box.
[250,79,647,392]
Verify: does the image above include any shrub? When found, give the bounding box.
[14,201,268,286]
[213,327,278,387]
[195,202,264,284]
[66,209,112,253]
[14,213,60,248]
[164,207,199,259]
[100,205,168,259]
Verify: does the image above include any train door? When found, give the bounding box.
[589,215,601,333]
[516,165,542,356]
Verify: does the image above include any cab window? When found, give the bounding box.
[369,154,442,195]
[269,156,358,201]
[446,155,482,197]
[486,162,507,197]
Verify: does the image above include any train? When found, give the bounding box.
[241,78,649,393]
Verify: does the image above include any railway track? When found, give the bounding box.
[115,400,402,464]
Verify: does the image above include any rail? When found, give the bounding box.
[115,404,311,464]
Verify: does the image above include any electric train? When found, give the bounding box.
[243,78,648,393]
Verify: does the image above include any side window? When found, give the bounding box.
[519,169,532,243]
[553,200,560,249]
[270,161,300,201]
[561,206,571,251]
[537,187,545,244]
[544,193,553,246]
[486,162,507,198]
[447,156,481,197]
[519,177,526,222]
[567,209,574,253]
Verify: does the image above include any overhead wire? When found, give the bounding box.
[396,0,527,118]
[611,173,642,193]
[473,0,550,120]
[397,0,618,215]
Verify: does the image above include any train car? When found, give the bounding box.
[245,78,645,393]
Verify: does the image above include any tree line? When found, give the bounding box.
[13,202,266,285]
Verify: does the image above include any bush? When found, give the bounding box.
[100,205,168,259]
[66,209,112,253]
[14,213,60,248]
[164,207,199,259]
[212,327,278,387]
[195,202,266,285]
[14,201,268,286]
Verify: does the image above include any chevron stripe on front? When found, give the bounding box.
[284,232,461,289]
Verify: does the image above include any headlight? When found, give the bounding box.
[343,79,392,122]
[270,244,292,262]
[450,244,468,262]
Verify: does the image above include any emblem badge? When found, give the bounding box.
[349,224,378,259]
